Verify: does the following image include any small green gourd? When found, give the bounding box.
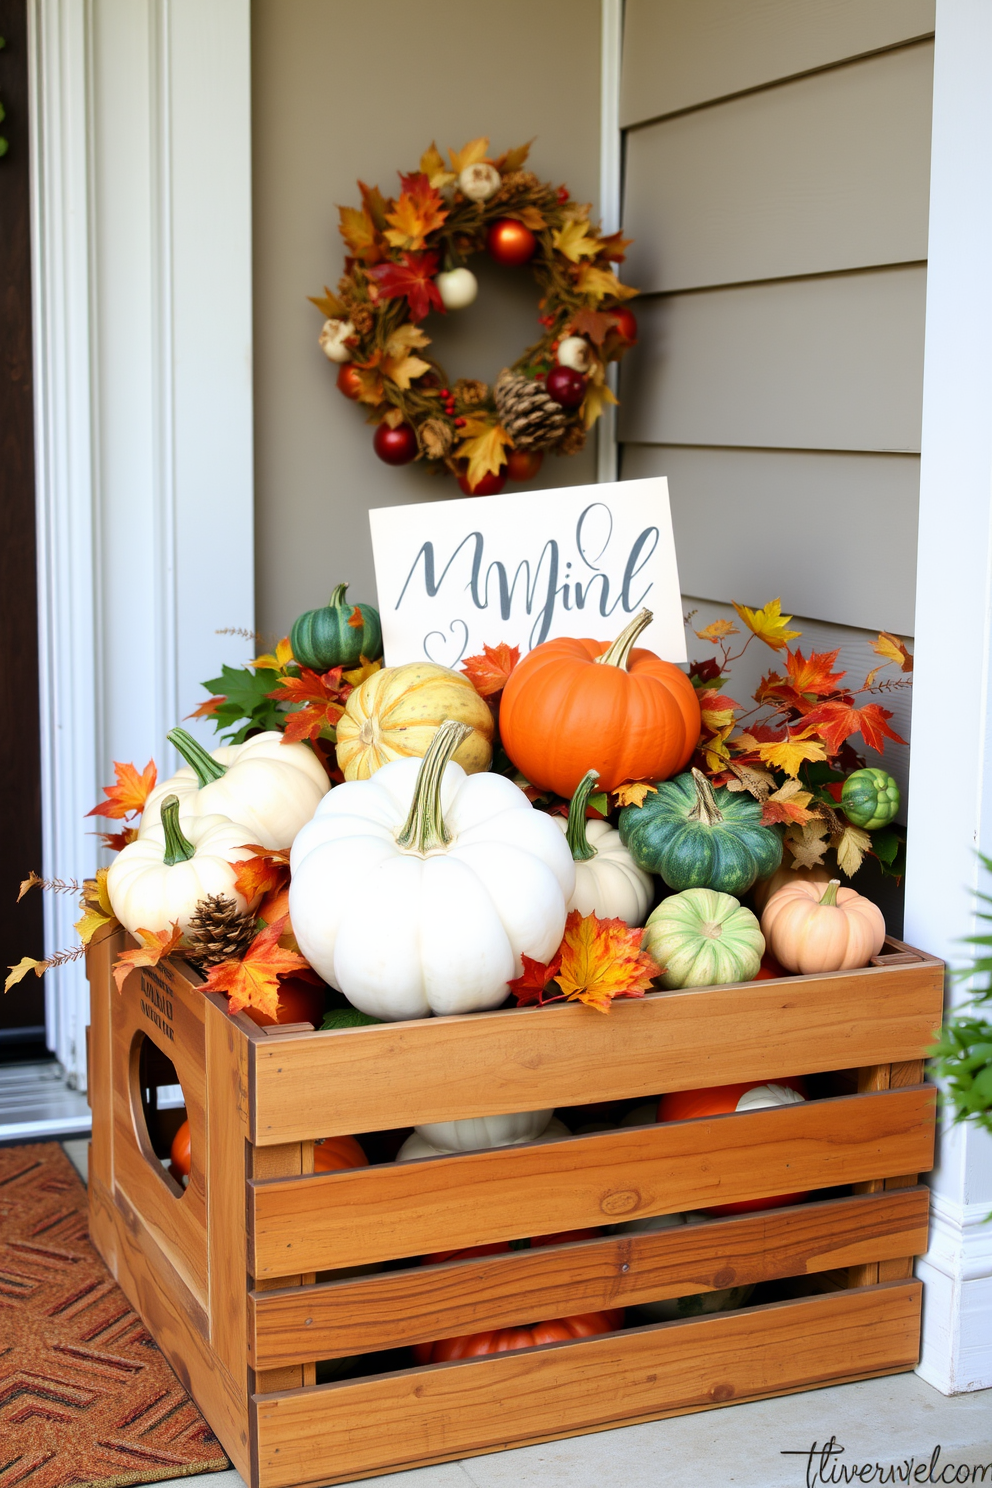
[840,767,900,831]
[290,583,382,672]
[641,887,764,989]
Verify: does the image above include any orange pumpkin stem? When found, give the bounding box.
[595,607,653,671]
[819,879,841,907]
[687,767,724,828]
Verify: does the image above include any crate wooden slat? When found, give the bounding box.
[249,1086,934,1276]
[249,944,941,1143]
[252,1282,923,1488]
[249,1187,929,1365]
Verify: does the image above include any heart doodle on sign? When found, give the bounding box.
[423,620,469,668]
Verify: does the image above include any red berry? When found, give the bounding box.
[546,365,587,409]
[611,306,638,344]
[373,421,418,465]
[487,219,537,267]
[454,417,466,427]
[439,389,450,398]
[556,186,569,203]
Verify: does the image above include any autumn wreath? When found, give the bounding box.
[311,136,639,494]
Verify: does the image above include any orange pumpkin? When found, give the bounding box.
[658,1079,809,1215]
[414,1309,622,1363]
[761,878,885,974]
[243,976,326,1029]
[499,607,700,798]
[313,1134,369,1172]
[751,951,789,980]
[169,1119,191,1181]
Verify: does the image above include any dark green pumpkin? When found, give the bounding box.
[290,583,382,671]
[618,767,782,896]
[840,767,900,831]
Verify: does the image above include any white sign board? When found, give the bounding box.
[369,477,686,668]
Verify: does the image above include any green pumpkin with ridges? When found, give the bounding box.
[619,767,782,895]
[840,767,900,831]
[290,583,382,671]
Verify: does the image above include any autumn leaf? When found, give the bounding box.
[581,374,618,431]
[725,761,777,800]
[701,727,734,774]
[382,350,432,389]
[799,700,906,757]
[97,826,139,852]
[367,251,443,322]
[493,140,532,173]
[568,308,621,347]
[308,285,346,319]
[338,204,382,264]
[420,141,456,189]
[17,871,44,902]
[187,695,224,720]
[460,642,521,698]
[5,955,50,992]
[555,911,661,1013]
[267,667,351,744]
[87,759,158,820]
[112,923,183,993]
[359,181,391,233]
[755,728,828,777]
[833,823,872,878]
[595,230,634,263]
[784,819,832,870]
[508,951,563,1007]
[761,778,815,827]
[613,781,657,809]
[232,845,290,907]
[203,918,310,1022]
[250,636,294,671]
[553,219,600,264]
[384,173,448,250]
[695,618,739,643]
[343,656,382,688]
[511,205,546,231]
[573,263,638,303]
[872,632,913,673]
[698,690,739,732]
[455,420,512,489]
[449,136,489,174]
[75,867,117,945]
[732,599,801,652]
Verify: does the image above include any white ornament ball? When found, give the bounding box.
[436,267,479,310]
[557,335,593,374]
[458,162,501,203]
[319,318,355,364]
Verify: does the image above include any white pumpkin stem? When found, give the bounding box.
[819,879,841,906]
[168,727,226,787]
[161,796,196,867]
[595,607,653,670]
[566,770,600,862]
[396,719,472,855]
[688,767,724,827]
[329,582,349,606]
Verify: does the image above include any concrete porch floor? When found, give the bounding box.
[61,1142,992,1488]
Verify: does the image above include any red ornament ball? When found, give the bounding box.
[336,364,363,400]
[546,365,587,409]
[611,306,638,344]
[487,218,537,267]
[373,421,418,465]
[506,448,544,483]
[457,464,508,497]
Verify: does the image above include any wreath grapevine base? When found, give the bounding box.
[311,136,639,495]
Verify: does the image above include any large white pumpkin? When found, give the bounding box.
[108,797,257,936]
[289,719,574,1020]
[140,728,328,850]
[556,769,652,926]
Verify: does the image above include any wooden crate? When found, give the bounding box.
[85,924,942,1488]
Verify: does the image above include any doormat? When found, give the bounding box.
[0,1142,229,1488]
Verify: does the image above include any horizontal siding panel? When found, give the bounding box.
[624,44,933,294]
[617,266,926,453]
[622,443,919,635]
[621,0,935,126]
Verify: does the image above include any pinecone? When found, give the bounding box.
[493,369,569,450]
[557,422,587,456]
[183,894,257,969]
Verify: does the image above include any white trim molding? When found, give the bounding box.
[597,0,623,484]
[904,0,992,1393]
[28,0,255,1086]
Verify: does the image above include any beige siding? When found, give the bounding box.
[621,0,935,126]
[619,265,926,454]
[624,444,920,636]
[624,43,933,294]
[251,0,601,640]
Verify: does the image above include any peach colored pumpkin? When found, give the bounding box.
[751,863,831,915]
[760,878,885,974]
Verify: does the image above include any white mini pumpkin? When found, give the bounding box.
[108,796,258,936]
[140,727,328,850]
[734,1083,805,1114]
[289,719,575,1020]
[413,1109,554,1153]
[556,770,652,926]
[397,1116,570,1162]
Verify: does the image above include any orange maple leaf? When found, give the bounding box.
[460,642,521,699]
[268,667,351,745]
[87,760,158,821]
[232,845,291,906]
[799,700,906,757]
[786,648,846,697]
[187,695,224,720]
[112,923,183,993]
[203,918,310,1022]
[555,911,661,1014]
[96,826,139,852]
[383,172,448,251]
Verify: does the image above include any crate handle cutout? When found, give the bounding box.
[127,1029,190,1201]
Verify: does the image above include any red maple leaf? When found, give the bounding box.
[268,667,352,744]
[461,642,521,699]
[508,952,563,1007]
[800,700,906,757]
[367,251,443,321]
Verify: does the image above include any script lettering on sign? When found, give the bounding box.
[369,477,686,666]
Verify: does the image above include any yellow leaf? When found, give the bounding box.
[449,136,489,174]
[784,819,831,870]
[701,727,733,773]
[872,631,913,673]
[581,376,618,431]
[5,955,49,992]
[250,636,295,671]
[574,263,638,303]
[308,285,345,319]
[385,324,430,356]
[553,219,600,264]
[338,205,378,256]
[756,728,828,777]
[343,657,383,688]
[454,422,512,489]
[832,823,871,878]
[18,870,42,902]
[732,598,801,652]
[382,351,432,390]
[355,367,385,406]
[74,907,113,946]
[84,866,114,918]
[695,619,739,642]
[494,140,533,173]
[613,781,657,808]
[420,141,456,189]
[513,205,546,231]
